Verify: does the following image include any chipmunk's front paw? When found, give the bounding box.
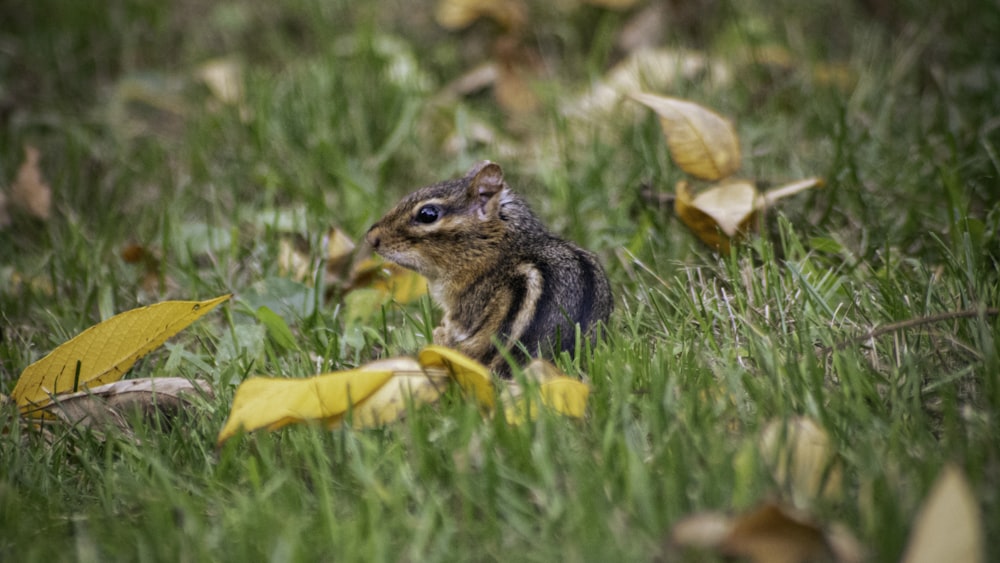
[432,326,450,346]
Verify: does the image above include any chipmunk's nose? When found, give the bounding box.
[365,225,381,249]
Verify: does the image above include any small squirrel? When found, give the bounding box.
[365,161,613,376]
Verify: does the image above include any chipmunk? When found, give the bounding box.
[365,161,613,376]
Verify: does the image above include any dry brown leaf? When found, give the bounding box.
[120,243,170,296]
[42,377,213,432]
[671,502,863,563]
[630,92,741,180]
[900,464,983,563]
[493,38,541,116]
[722,503,831,563]
[9,145,52,221]
[760,416,844,505]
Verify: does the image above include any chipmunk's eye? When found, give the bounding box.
[415,204,441,224]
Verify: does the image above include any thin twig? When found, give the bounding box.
[828,308,1000,352]
[639,186,676,207]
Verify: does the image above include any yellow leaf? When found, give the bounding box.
[434,0,526,31]
[502,360,590,424]
[673,178,823,253]
[217,368,395,443]
[12,294,231,415]
[760,416,843,506]
[350,257,428,305]
[901,464,984,563]
[630,92,741,180]
[217,349,591,444]
[348,359,449,429]
[217,357,450,444]
[674,180,759,252]
[539,377,590,419]
[418,345,495,409]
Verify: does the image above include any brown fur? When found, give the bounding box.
[366,161,612,376]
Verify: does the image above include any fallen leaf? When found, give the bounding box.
[760,416,844,505]
[216,357,449,444]
[9,145,52,221]
[537,376,590,419]
[493,36,541,116]
[277,234,313,282]
[217,367,395,442]
[671,502,863,563]
[673,180,757,252]
[325,226,357,278]
[564,49,729,124]
[672,178,824,252]
[217,347,592,443]
[630,92,741,180]
[12,294,231,415]
[419,345,496,409]
[722,502,831,563]
[503,359,590,423]
[42,377,213,432]
[434,0,527,31]
[349,257,428,305]
[197,58,244,105]
[347,359,449,428]
[670,511,734,549]
[900,464,983,563]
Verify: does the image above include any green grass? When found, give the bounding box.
[2,0,999,561]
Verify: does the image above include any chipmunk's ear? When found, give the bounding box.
[465,161,505,218]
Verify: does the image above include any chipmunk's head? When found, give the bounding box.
[365,161,525,280]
